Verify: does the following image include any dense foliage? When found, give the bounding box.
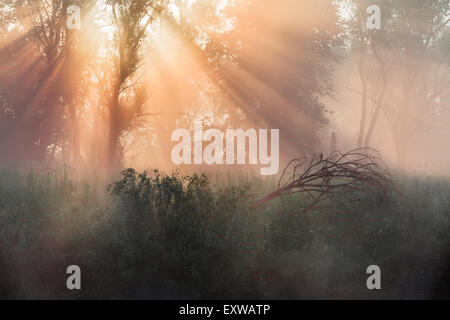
[0,169,449,299]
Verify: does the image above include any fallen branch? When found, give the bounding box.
[255,148,395,212]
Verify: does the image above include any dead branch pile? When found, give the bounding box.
[255,148,395,211]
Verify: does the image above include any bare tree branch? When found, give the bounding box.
[255,148,396,212]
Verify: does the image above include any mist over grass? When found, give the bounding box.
[0,168,449,299]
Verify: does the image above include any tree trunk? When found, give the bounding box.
[357,80,368,148]
[363,73,388,148]
[108,84,122,172]
[63,0,82,166]
[69,105,82,164]
[357,42,368,148]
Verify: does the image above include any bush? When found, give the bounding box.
[0,168,449,299]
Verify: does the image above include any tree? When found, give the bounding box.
[102,0,167,171]
[0,0,96,165]
[1,0,343,171]
[345,0,450,164]
[161,0,342,159]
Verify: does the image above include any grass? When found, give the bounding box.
[0,168,449,299]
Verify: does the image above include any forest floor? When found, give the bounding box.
[0,168,449,299]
